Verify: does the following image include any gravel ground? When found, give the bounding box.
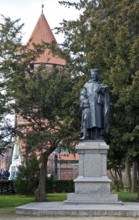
[0,215,139,220]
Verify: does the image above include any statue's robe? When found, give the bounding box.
[80,80,110,134]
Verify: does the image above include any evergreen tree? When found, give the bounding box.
[59,0,139,191]
[0,15,80,201]
[13,66,80,201]
[0,16,23,152]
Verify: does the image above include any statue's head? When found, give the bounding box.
[90,69,99,81]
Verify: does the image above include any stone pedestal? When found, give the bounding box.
[64,141,119,204]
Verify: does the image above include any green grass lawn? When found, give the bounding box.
[0,195,35,208]
[117,191,138,202]
[0,193,67,215]
[47,193,67,202]
[0,193,67,208]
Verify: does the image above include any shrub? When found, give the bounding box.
[14,155,39,195]
[46,175,55,193]
[13,154,74,194]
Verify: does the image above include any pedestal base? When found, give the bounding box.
[64,141,120,205]
[74,176,111,194]
[64,192,119,204]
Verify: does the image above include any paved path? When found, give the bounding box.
[1,216,139,220]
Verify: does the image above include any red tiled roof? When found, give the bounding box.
[59,153,79,160]
[27,14,66,66]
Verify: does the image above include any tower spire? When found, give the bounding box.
[42,3,44,14]
[27,6,66,66]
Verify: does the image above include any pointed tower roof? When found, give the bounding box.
[27,13,66,66]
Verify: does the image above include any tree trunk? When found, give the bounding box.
[136,160,139,199]
[113,168,121,191]
[132,161,138,193]
[34,152,48,202]
[126,161,132,192]
[117,167,124,189]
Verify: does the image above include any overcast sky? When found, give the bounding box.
[0,0,80,44]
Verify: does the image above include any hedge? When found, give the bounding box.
[0,180,15,194]
[46,179,74,193]
[0,179,74,195]
[53,180,74,193]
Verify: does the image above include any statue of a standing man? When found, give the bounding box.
[80,69,110,140]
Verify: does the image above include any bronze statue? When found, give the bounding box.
[80,69,110,140]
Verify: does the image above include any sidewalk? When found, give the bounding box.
[0,216,139,220]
